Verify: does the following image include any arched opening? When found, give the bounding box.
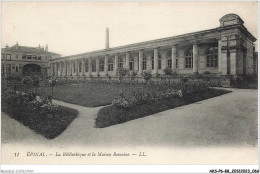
[22,64,41,76]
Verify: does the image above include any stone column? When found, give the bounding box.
[61,62,63,76]
[114,55,118,75]
[65,62,67,76]
[96,57,99,74]
[221,51,228,75]
[230,50,237,75]
[68,61,71,76]
[81,59,84,76]
[70,61,73,76]
[55,63,58,76]
[125,52,130,70]
[193,43,199,73]
[218,40,222,74]
[105,55,108,75]
[89,58,92,76]
[154,48,158,74]
[172,45,177,71]
[138,51,143,76]
[74,60,78,75]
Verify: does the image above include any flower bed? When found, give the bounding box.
[96,82,231,128]
[2,84,79,139]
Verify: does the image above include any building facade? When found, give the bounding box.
[1,43,60,77]
[1,14,257,79]
[49,14,257,79]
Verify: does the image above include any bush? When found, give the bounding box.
[143,70,152,83]
[2,86,79,139]
[111,82,207,110]
[96,88,231,128]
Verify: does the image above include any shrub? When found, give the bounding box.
[164,67,174,77]
[2,87,79,139]
[143,70,152,83]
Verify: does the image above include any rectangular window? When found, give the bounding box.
[185,57,193,68]
[99,63,104,72]
[130,61,134,70]
[2,54,5,59]
[92,62,96,72]
[167,59,172,68]
[6,54,11,60]
[73,62,76,73]
[108,64,113,71]
[22,55,26,59]
[6,64,11,75]
[158,59,161,69]
[79,62,82,73]
[16,55,18,59]
[85,60,89,72]
[27,55,32,59]
[38,56,42,60]
[142,62,147,70]
[118,62,123,68]
[32,55,37,59]
[207,55,218,67]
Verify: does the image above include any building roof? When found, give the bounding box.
[2,44,60,56]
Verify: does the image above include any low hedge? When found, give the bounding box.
[96,88,231,128]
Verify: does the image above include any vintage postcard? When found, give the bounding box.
[1,1,258,173]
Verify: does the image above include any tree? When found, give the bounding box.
[143,70,152,84]
[116,67,129,82]
[193,72,202,82]
[163,67,176,83]
[32,75,40,95]
[48,77,58,103]
[164,67,173,77]
[130,70,138,82]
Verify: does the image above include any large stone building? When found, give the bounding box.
[1,43,60,77]
[1,14,257,80]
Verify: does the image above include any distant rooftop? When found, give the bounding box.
[2,44,60,56]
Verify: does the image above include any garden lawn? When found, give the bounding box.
[96,88,231,128]
[18,83,157,107]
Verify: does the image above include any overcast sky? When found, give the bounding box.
[2,1,258,56]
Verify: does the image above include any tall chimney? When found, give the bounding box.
[45,44,48,52]
[106,28,109,49]
[42,46,44,51]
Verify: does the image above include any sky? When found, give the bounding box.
[1,1,258,56]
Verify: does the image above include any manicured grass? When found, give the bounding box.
[2,104,79,139]
[96,88,231,128]
[18,83,154,107]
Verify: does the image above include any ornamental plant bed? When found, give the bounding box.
[2,104,79,139]
[96,88,231,128]
[2,86,79,139]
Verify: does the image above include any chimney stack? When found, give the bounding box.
[45,44,48,52]
[106,28,109,49]
[42,46,44,51]
[39,44,41,49]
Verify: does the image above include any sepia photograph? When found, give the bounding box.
[1,1,258,173]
